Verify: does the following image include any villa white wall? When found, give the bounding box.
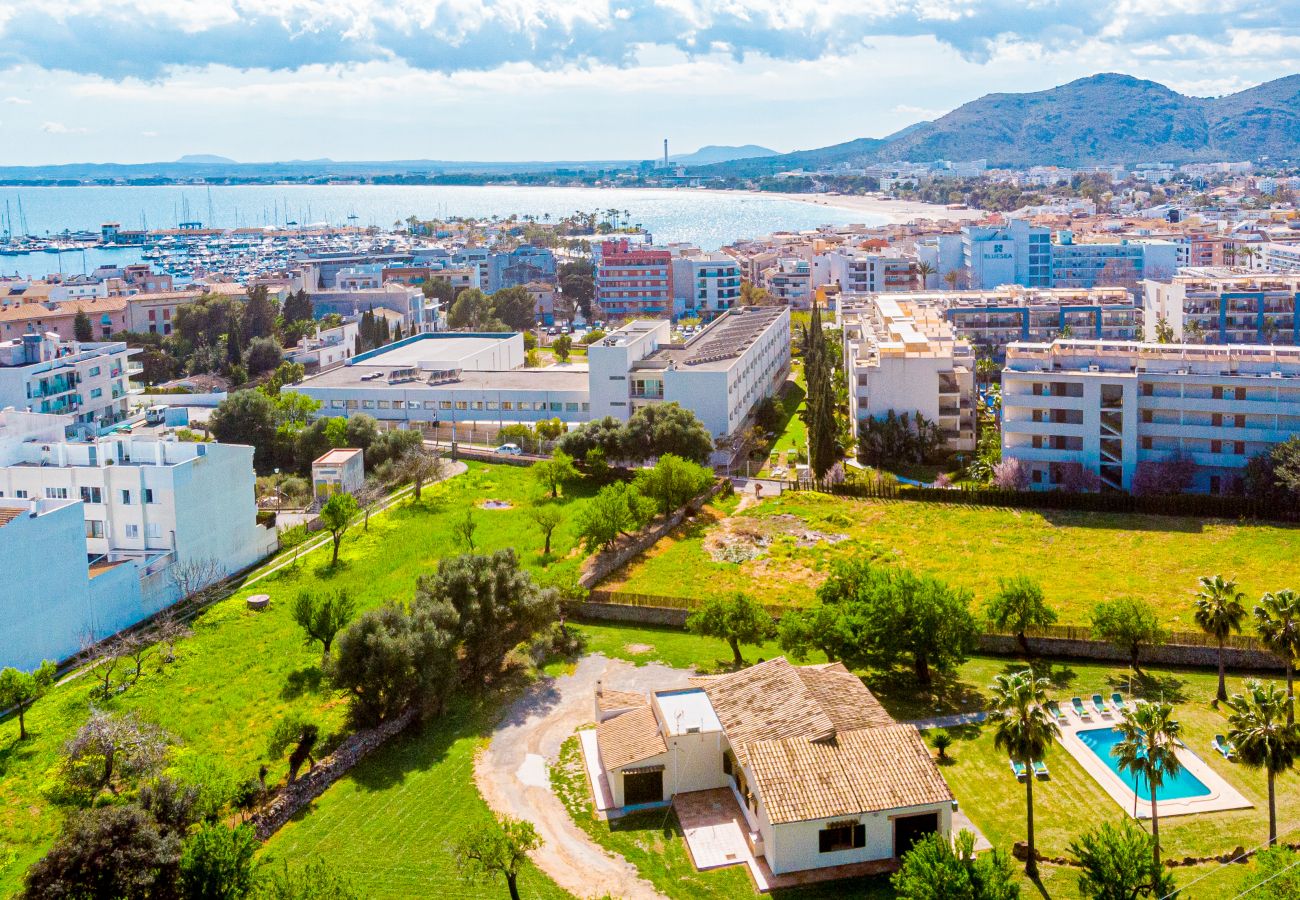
[664,732,730,797]
[609,751,670,809]
[766,803,952,875]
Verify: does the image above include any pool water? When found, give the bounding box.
[1076,726,1212,802]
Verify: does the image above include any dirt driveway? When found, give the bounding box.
[474,654,693,900]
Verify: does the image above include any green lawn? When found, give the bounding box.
[572,620,1298,899]
[0,463,593,896]
[605,490,1300,626]
[758,361,806,476]
[550,734,894,900]
[262,691,568,900]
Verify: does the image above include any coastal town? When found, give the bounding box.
[5,7,1300,899]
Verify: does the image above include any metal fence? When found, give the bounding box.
[586,589,1275,653]
[781,478,1300,524]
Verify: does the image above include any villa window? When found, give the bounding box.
[818,821,866,853]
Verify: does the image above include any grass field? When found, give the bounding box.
[757,361,806,477]
[604,490,1300,626]
[572,619,1299,899]
[0,463,590,897]
[262,691,570,899]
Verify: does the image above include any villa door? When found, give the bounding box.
[623,769,663,806]
[893,812,939,858]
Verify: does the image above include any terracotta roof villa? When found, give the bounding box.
[588,658,954,885]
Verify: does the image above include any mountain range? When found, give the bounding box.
[695,73,1300,174]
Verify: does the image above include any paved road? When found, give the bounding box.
[475,655,694,900]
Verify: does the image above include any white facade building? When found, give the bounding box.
[827,249,915,294]
[0,333,137,438]
[670,252,743,319]
[1002,340,1300,493]
[0,413,276,666]
[839,295,976,451]
[299,308,790,443]
[591,658,953,877]
[1143,271,1300,345]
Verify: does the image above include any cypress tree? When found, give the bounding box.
[803,300,840,480]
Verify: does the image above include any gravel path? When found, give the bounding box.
[474,655,694,900]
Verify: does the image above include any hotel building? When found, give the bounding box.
[0,333,137,438]
[1143,271,1300,345]
[596,239,674,319]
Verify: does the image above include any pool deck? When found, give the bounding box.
[1051,699,1252,819]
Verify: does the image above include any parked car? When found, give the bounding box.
[493,443,523,455]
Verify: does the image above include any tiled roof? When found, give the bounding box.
[699,658,891,767]
[0,506,25,527]
[747,724,954,825]
[595,707,667,771]
[596,688,647,714]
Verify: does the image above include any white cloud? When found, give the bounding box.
[41,120,88,134]
[4,95,30,104]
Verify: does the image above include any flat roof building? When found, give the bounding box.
[1002,339,1300,494]
[1143,271,1300,346]
[839,295,976,451]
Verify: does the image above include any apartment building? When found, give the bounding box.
[1264,243,1300,274]
[761,258,813,309]
[1050,233,1178,289]
[670,251,743,319]
[1143,271,1300,345]
[589,306,790,439]
[1001,340,1300,493]
[826,248,916,295]
[284,321,359,372]
[960,224,1176,290]
[483,245,557,293]
[0,297,128,341]
[0,333,137,438]
[841,287,1139,360]
[596,239,673,319]
[0,411,276,667]
[125,283,249,335]
[839,295,976,451]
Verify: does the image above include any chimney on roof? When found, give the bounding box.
[596,679,603,696]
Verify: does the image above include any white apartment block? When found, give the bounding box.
[827,249,916,296]
[670,252,743,320]
[761,258,813,309]
[1263,243,1300,274]
[285,321,360,372]
[0,410,276,666]
[589,306,791,440]
[839,295,976,451]
[1002,340,1300,494]
[0,333,138,439]
[1143,271,1300,345]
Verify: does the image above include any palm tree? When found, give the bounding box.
[989,670,1059,877]
[914,260,936,290]
[943,270,961,291]
[1255,589,1300,724]
[1193,574,1247,702]
[1113,701,1182,869]
[1228,679,1300,846]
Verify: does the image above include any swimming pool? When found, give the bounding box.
[1076,727,1212,802]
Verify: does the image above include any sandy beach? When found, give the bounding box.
[728,189,986,224]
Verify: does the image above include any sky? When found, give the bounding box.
[0,1,1297,165]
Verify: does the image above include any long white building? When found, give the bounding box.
[298,307,791,442]
[1002,340,1300,493]
[0,410,276,667]
[839,295,976,451]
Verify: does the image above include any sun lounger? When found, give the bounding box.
[1091,694,1109,717]
[1110,693,1127,714]
[1032,760,1049,779]
[1071,697,1092,720]
[1046,701,1068,725]
[1010,759,1028,780]
[1213,734,1237,760]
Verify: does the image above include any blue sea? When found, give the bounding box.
[0,184,875,279]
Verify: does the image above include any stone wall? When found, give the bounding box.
[579,601,689,627]
[250,706,418,841]
[578,480,729,589]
